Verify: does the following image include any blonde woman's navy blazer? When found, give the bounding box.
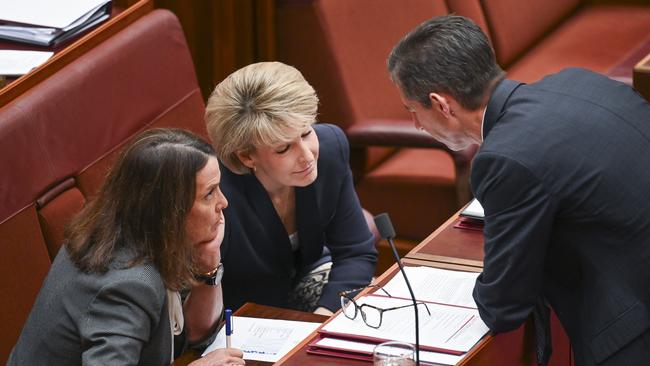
[219,123,377,311]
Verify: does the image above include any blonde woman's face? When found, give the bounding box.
[248,126,319,191]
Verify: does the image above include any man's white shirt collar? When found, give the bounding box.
[480,106,487,142]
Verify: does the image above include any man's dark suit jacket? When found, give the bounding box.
[472,68,650,366]
[219,123,377,312]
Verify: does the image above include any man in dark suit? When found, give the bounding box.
[388,15,650,366]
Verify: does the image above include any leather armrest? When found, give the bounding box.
[345,119,477,166]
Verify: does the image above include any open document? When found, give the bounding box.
[309,266,489,364]
[202,316,320,363]
[320,294,488,354]
[382,266,480,307]
[0,0,111,46]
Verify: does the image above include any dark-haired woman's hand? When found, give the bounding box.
[195,215,226,274]
[188,347,245,365]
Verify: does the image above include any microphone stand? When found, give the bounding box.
[374,213,420,365]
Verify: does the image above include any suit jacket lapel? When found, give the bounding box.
[243,174,294,272]
[295,184,323,267]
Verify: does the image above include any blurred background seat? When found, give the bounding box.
[276,0,478,273]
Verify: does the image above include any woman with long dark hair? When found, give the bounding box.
[9,129,244,365]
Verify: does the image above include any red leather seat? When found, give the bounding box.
[447,0,650,83]
[276,0,476,244]
[0,10,205,363]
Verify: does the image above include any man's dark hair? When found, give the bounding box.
[388,15,505,110]
[65,128,216,291]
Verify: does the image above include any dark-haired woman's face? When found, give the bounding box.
[185,157,228,264]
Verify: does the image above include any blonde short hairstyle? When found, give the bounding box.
[205,62,319,174]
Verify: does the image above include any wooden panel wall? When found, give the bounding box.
[119,0,276,99]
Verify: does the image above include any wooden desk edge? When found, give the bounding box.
[0,0,154,106]
[634,51,650,73]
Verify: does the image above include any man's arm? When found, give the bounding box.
[472,152,557,332]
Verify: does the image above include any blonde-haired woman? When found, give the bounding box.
[206,62,377,315]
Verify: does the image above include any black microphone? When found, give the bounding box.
[374,213,420,365]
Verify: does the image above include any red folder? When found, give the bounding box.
[453,217,484,231]
[306,334,374,362]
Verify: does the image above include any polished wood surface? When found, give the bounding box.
[406,209,573,366]
[173,303,328,366]
[607,35,650,85]
[633,39,650,101]
[406,212,484,268]
[0,0,153,107]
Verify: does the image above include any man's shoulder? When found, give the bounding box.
[314,123,346,145]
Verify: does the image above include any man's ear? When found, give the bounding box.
[429,92,453,119]
[236,150,255,169]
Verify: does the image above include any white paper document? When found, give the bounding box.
[382,266,480,308]
[314,337,465,365]
[0,0,110,28]
[0,50,53,75]
[202,316,321,362]
[460,198,484,219]
[321,294,489,354]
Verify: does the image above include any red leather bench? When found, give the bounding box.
[0,9,206,363]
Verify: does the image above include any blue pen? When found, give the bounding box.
[225,309,233,348]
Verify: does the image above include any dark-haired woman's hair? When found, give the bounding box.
[65,128,216,291]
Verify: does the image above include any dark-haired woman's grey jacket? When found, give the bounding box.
[8,248,174,366]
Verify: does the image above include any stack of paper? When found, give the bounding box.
[0,50,52,75]
[307,266,489,365]
[459,198,484,220]
[0,0,112,46]
[203,316,321,363]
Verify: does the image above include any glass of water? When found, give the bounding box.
[373,341,416,366]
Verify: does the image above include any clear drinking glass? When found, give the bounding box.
[373,341,416,366]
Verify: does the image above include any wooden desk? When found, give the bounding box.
[278,207,572,365]
[178,210,572,365]
[406,211,573,366]
[275,258,540,366]
[606,35,650,101]
[634,50,650,102]
[406,213,483,269]
[172,303,328,366]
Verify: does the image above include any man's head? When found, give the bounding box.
[388,15,504,150]
[388,15,503,110]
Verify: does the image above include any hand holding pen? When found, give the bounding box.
[225,308,233,348]
[189,308,244,365]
